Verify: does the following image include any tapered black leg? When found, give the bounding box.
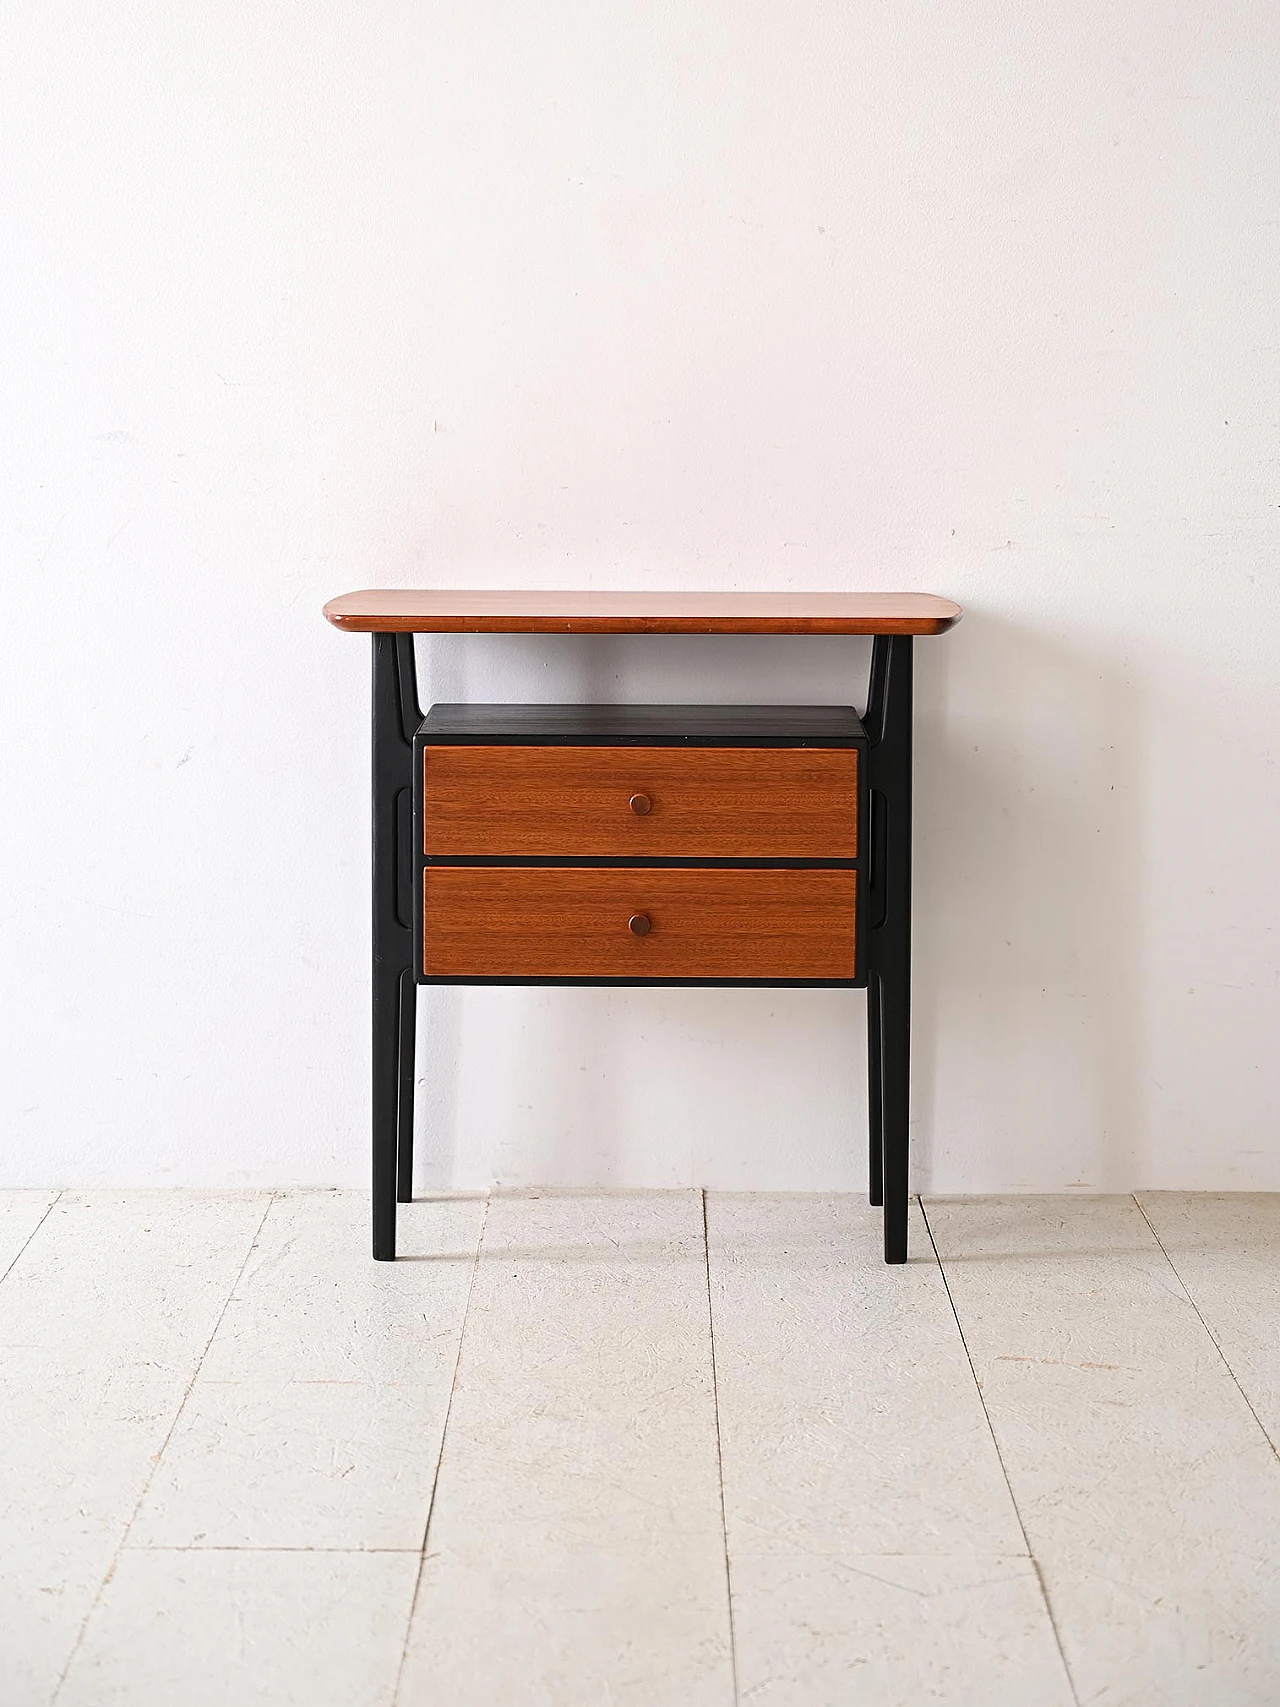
[865,636,912,1263]
[879,951,910,1263]
[396,969,416,1203]
[371,633,420,1260]
[371,936,401,1262]
[867,970,884,1207]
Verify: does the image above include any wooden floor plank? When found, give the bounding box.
[0,1191,269,1705]
[708,1194,1072,1707]
[1137,1192,1280,1455]
[926,1195,1280,1707]
[0,1190,59,1280]
[130,1191,487,1550]
[397,1190,735,1707]
[9,1189,1280,1705]
[59,1551,417,1707]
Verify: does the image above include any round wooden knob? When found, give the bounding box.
[629,793,652,816]
[628,913,652,936]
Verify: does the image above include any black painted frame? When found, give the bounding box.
[369,636,912,1265]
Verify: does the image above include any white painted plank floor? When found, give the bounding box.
[1,1190,1277,1706]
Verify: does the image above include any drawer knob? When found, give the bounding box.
[628,913,652,937]
[629,793,652,816]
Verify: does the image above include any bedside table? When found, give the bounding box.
[323,590,962,1264]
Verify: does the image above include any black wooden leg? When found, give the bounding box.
[867,970,884,1208]
[865,636,913,1263]
[396,969,416,1203]
[371,932,401,1262]
[879,949,910,1263]
[371,633,420,1261]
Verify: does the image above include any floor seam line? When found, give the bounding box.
[1132,1193,1280,1467]
[392,1190,490,1707]
[702,1188,741,1707]
[919,1198,1081,1707]
[50,1189,278,1702]
[0,1189,62,1287]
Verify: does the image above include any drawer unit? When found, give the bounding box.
[412,702,868,988]
[422,866,857,981]
[422,744,858,859]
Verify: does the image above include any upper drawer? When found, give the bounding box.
[421,745,858,859]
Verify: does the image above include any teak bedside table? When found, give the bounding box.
[323,591,962,1265]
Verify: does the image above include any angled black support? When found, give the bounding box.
[865,636,913,1263]
[371,633,420,1260]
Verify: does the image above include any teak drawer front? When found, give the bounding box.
[422,867,857,981]
[422,745,858,859]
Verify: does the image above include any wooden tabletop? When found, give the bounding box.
[322,589,962,636]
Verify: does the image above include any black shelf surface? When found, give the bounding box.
[417,703,865,746]
[420,976,862,989]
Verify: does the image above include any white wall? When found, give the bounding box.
[3,0,1278,1193]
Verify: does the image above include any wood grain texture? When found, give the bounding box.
[422,866,857,979]
[423,745,858,858]
[323,588,962,635]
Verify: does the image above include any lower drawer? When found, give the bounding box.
[422,867,857,981]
